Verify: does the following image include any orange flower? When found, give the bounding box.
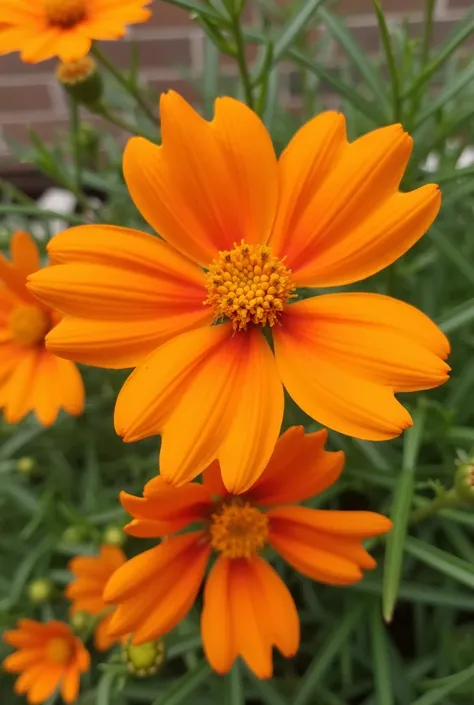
[0,231,84,426]
[3,619,90,704]
[0,0,152,63]
[66,545,126,651]
[28,92,450,492]
[103,427,392,679]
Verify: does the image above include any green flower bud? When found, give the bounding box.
[28,578,54,604]
[16,457,36,474]
[123,639,166,677]
[70,611,93,636]
[102,525,125,547]
[56,55,103,108]
[454,457,474,504]
[62,525,88,544]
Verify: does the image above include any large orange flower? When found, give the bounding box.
[3,619,90,704]
[66,544,126,651]
[29,92,450,492]
[103,427,391,679]
[0,231,84,426]
[0,0,152,63]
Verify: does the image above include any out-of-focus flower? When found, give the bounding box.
[0,231,84,426]
[29,92,450,493]
[3,619,89,703]
[104,427,392,679]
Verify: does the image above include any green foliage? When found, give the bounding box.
[1,0,474,703]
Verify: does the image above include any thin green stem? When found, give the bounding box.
[0,205,85,225]
[95,105,155,140]
[230,14,255,108]
[69,97,82,196]
[421,0,436,67]
[91,45,156,123]
[409,489,463,525]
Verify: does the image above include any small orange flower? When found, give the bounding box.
[103,427,392,679]
[66,545,126,651]
[28,92,450,492]
[0,0,152,64]
[3,619,90,704]
[0,231,84,426]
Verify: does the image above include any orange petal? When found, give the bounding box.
[203,460,228,498]
[245,426,344,506]
[60,663,80,704]
[268,505,392,537]
[228,559,273,679]
[3,648,45,673]
[99,545,126,570]
[123,92,278,267]
[94,613,117,652]
[273,295,450,441]
[14,664,56,697]
[271,122,414,281]
[115,325,284,493]
[294,186,441,287]
[104,532,205,603]
[1,348,38,424]
[26,665,63,704]
[201,556,236,675]
[0,251,33,304]
[11,231,41,278]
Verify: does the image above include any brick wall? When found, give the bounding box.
[0,0,470,164]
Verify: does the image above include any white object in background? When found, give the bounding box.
[456,146,474,170]
[32,188,77,240]
[421,153,440,173]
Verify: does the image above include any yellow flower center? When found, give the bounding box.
[209,498,269,559]
[204,241,296,331]
[47,637,74,665]
[44,0,87,28]
[9,306,51,347]
[56,56,96,85]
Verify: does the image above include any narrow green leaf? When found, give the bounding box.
[411,663,474,705]
[405,537,474,590]
[317,6,389,115]
[351,576,474,610]
[371,0,401,121]
[437,298,474,334]
[9,536,53,607]
[370,605,394,705]
[161,0,222,22]
[226,661,244,705]
[0,425,45,460]
[294,602,366,705]
[246,670,289,705]
[152,661,211,705]
[96,674,114,705]
[202,37,220,119]
[382,408,425,622]
[273,0,324,63]
[428,227,474,286]
[414,60,474,130]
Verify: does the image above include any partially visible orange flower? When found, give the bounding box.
[66,545,126,651]
[0,0,152,64]
[0,231,84,426]
[28,92,450,494]
[104,427,392,679]
[3,619,90,704]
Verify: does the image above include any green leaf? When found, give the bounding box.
[96,675,114,705]
[371,0,401,121]
[405,537,474,589]
[350,576,474,610]
[410,663,474,705]
[370,605,394,705]
[437,298,474,334]
[293,602,366,705]
[318,6,389,115]
[414,59,474,130]
[0,425,45,460]
[152,661,211,705]
[246,670,290,705]
[382,408,425,622]
[428,227,474,287]
[225,661,244,705]
[160,0,222,22]
[273,0,324,62]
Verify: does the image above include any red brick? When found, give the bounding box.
[99,37,192,70]
[0,54,55,76]
[449,0,472,6]
[335,0,424,12]
[147,77,198,104]
[148,0,195,27]
[2,119,70,146]
[0,83,54,113]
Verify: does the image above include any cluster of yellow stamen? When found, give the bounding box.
[9,305,51,347]
[204,242,296,331]
[56,56,96,85]
[209,498,269,559]
[44,0,87,28]
[47,637,74,665]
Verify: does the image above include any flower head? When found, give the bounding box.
[66,544,126,651]
[0,231,84,426]
[28,93,450,492]
[0,0,152,63]
[103,427,392,679]
[3,619,90,703]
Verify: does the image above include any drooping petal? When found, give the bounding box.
[26,665,62,704]
[245,426,344,506]
[115,325,284,493]
[11,231,41,277]
[123,92,278,267]
[94,613,116,652]
[274,295,450,441]
[60,663,80,704]
[201,556,236,675]
[271,121,419,284]
[3,648,46,672]
[0,348,38,424]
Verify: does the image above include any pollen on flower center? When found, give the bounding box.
[44,0,87,28]
[9,306,51,347]
[204,241,296,331]
[209,498,269,559]
[47,637,74,665]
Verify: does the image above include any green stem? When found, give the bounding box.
[230,14,254,108]
[421,0,436,67]
[91,45,156,123]
[0,205,85,225]
[409,488,463,525]
[95,104,155,140]
[69,97,82,196]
